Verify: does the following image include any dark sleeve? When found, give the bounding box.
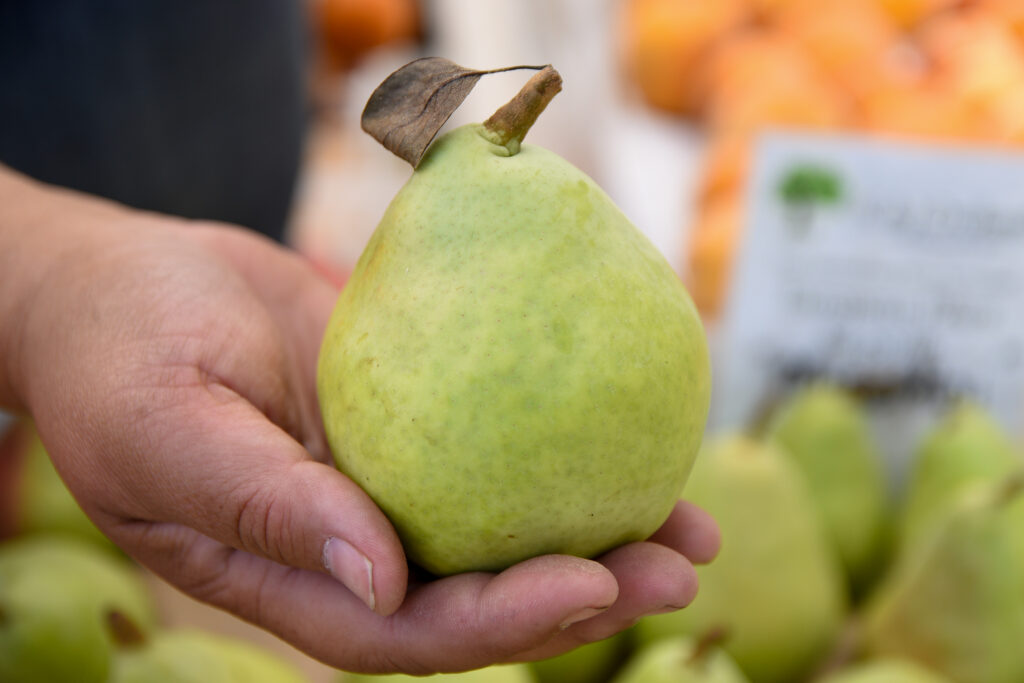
[0,1,310,242]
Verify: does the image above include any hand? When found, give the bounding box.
[0,171,720,674]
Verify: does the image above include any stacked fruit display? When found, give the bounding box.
[0,424,311,683]
[619,0,1024,316]
[633,385,1024,683]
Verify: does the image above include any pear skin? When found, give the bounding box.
[17,423,118,553]
[0,536,155,683]
[610,635,750,683]
[864,476,1024,683]
[317,122,710,575]
[636,435,847,683]
[530,631,629,683]
[899,401,1021,550]
[110,629,310,683]
[767,383,890,591]
[339,663,535,682]
[818,658,952,683]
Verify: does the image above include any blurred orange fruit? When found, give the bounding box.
[704,30,851,134]
[315,0,420,71]
[972,0,1024,42]
[874,0,960,29]
[687,190,744,319]
[704,30,813,99]
[698,133,752,203]
[744,0,817,22]
[978,86,1024,145]
[859,79,979,141]
[917,7,1024,110]
[619,0,748,114]
[777,1,899,98]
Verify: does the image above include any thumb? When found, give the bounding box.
[77,391,408,616]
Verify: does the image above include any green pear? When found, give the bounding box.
[766,383,890,591]
[1005,489,1024,586]
[317,66,710,575]
[610,634,749,683]
[636,435,847,683]
[818,659,952,683]
[16,423,117,553]
[110,629,309,683]
[899,401,1021,550]
[530,631,629,683]
[0,536,156,683]
[863,475,1024,683]
[339,663,535,682]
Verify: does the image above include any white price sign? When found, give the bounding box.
[712,132,1024,475]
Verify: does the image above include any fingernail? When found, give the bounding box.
[323,537,376,612]
[559,606,609,630]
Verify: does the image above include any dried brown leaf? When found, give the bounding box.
[361,57,544,167]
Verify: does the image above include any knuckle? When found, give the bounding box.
[233,482,297,566]
[182,551,235,604]
[171,540,243,611]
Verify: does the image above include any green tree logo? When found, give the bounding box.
[777,164,843,237]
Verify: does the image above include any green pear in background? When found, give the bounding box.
[339,663,536,683]
[530,631,629,683]
[817,659,952,683]
[610,634,750,683]
[766,383,890,592]
[1006,485,1024,586]
[899,401,1021,550]
[15,422,117,553]
[863,475,1024,683]
[0,536,156,683]
[636,435,846,683]
[317,63,710,575]
[109,629,309,683]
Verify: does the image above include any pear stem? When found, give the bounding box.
[482,65,562,153]
[687,626,729,669]
[106,610,148,649]
[995,470,1024,508]
[810,617,865,678]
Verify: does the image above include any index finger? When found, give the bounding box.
[647,499,721,565]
